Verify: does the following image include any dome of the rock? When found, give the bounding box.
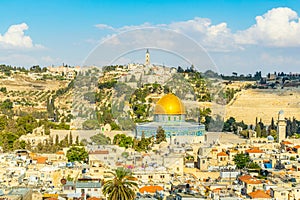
[154,93,185,115]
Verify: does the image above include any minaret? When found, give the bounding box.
[277,110,287,143]
[145,49,150,65]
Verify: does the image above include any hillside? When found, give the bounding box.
[225,88,300,125]
[0,73,71,115]
[0,73,68,91]
[1,66,300,131]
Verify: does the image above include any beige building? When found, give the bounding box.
[217,151,229,165]
[245,147,265,159]
[277,110,287,143]
[270,186,300,200]
[134,168,171,184]
[145,49,150,65]
[47,65,80,79]
[238,174,264,195]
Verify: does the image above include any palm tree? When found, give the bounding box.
[102,167,138,200]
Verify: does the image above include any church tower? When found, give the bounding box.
[277,110,287,142]
[145,49,150,65]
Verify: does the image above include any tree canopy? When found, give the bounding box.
[156,126,166,144]
[90,133,111,145]
[102,167,138,200]
[66,147,88,163]
[233,153,251,169]
[113,134,133,149]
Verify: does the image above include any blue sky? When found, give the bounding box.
[0,0,300,75]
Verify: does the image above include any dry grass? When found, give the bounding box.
[0,74,68,91]
[225,88,300,125]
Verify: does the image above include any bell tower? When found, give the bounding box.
[277,110,287,142]
[145,49,150,65]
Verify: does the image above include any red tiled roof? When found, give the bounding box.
[282,141,293,145]
[34,156,48,164]
[212,188,222,192]
[248,190,271,198]
[139,186,163,193]
[217,152,228,157]
[244,179,262,185]
[87,197,101,200]
[239,174,262,185]
[89,150,109,154]
[293,145,300,149]
[245,148,264,153]
[238,175,252,182]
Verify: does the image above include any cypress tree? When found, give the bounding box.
[69,132,73,145]
[55,134,59,145]
[255,124,261,137]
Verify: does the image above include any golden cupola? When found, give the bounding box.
[154,93,185,115]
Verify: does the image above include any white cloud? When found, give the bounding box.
[95,18,239,52]
[168,18,240,51]
[235,7,300,47]
[94,24,115,30]
[91,7,300,74]
[95,22,152,32]
[95,7,300,50]
[0,23,42,49]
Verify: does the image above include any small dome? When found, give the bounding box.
[154,93,185,115]
[267,135,274,141]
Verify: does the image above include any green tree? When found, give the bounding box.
[0,116,8,130]
[270,117,276,130]
[239,130,249,138]
[233,153,251,169]
[16,115,38,134]
[247,162,261,169]
[113,134,133,149]
[134,132,152,152]
[0,132,18,152]
[66,147,88,162]
[13,140,26,150]
[75,136,79,145]
[290,156,296,161]
[0,87,7,93]
[261,127,267,137]
[69,132,73,145]
[1,99,13,110]
[156,126,166,144]
[60,135,69,147]
[255,124,262,138]
[292,117,297,135]
[80,138,89,146]
[36,142,43,152]
[82,119,100,130]
[90,133,111,145]
[110,121,120,130]
[55,134,59,145]
[102,167,138,200]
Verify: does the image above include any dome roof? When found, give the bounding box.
[154,93,185,115]
[267,135,274,141]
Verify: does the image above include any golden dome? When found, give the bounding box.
[154,93,185,115]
